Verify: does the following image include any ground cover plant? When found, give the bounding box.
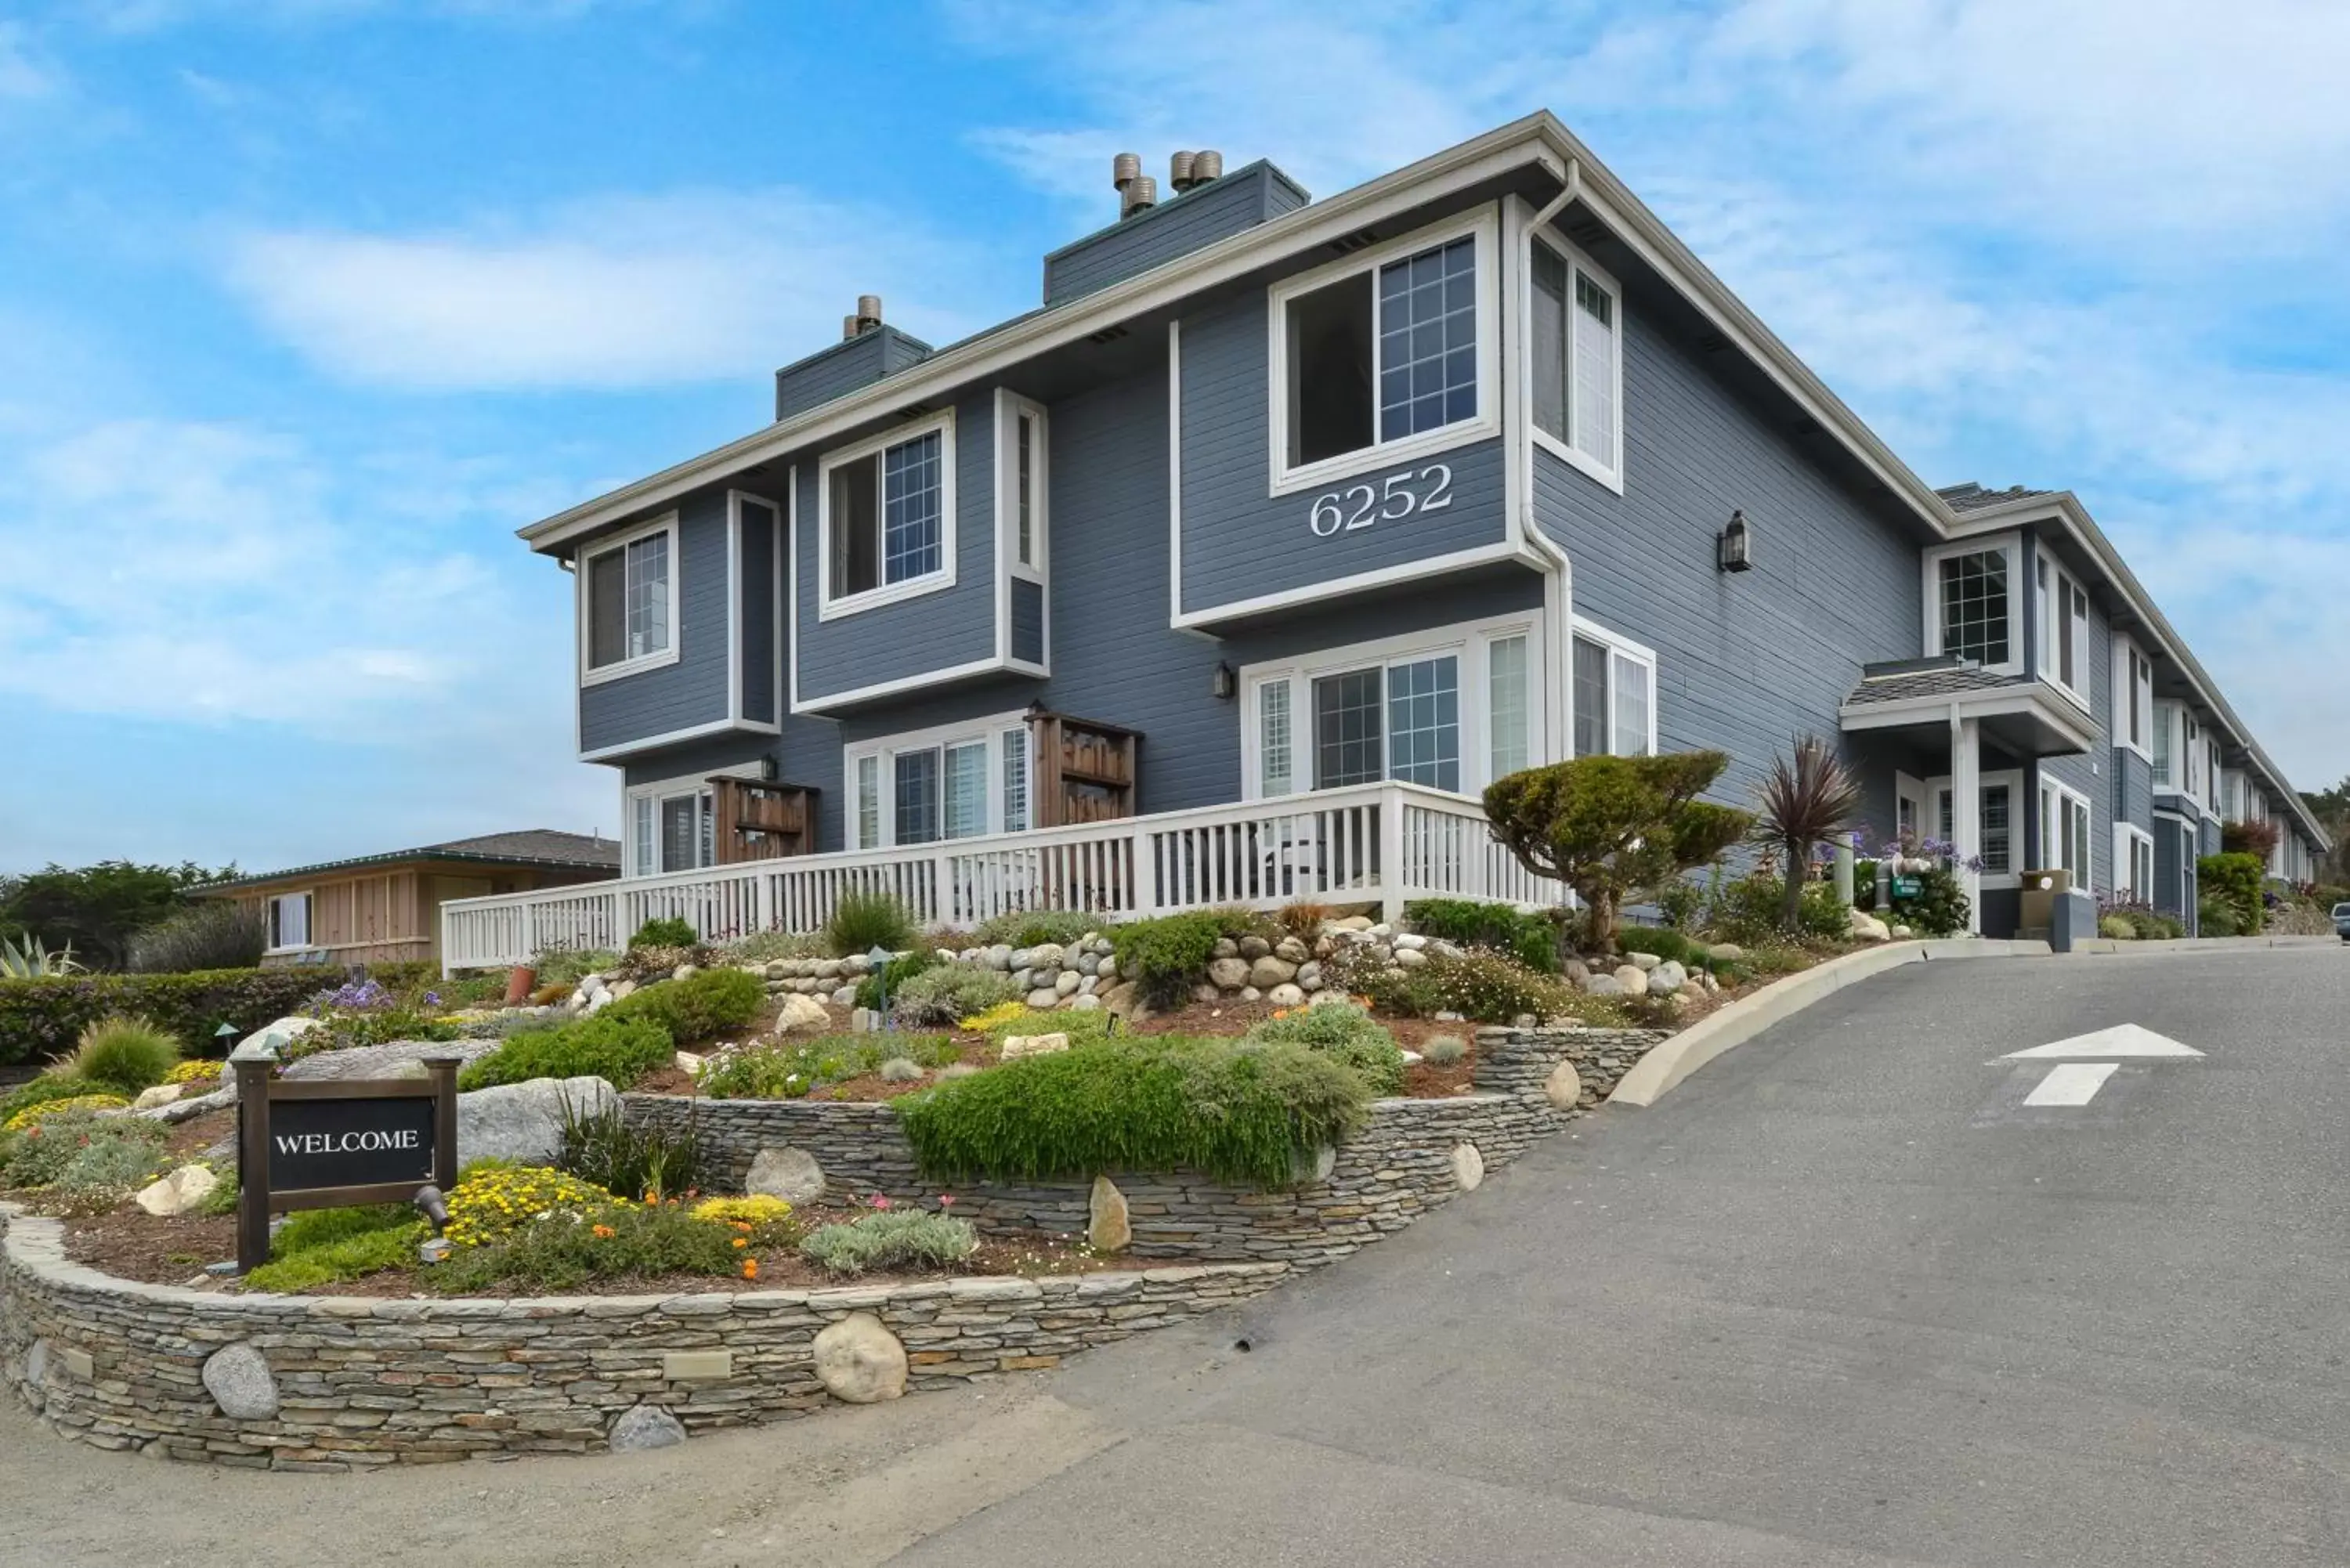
[1243,1003,1406,1094]
[430,1194,747,1295]
[0,1108,170,1197]
[531,945,620,989]
[1403,898,1560,973]
[970,907,1097,949]
[1706,869,1849,945]
[243,1205,427,1293]
[1327,944,1591,1025]
[855,950,942,1010]
[799,1208,978,1276]
[895,1034,1371,1190]
[890,963,1021,1026]
[1109,907,1264,1006]
[456,1015,674,1091]
[697,1033,960,1100]
[602,967,765,1044]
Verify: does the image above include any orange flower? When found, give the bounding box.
[740,1259,758,1280]
[731,1237,748,1248]
[591,1223,616,1239]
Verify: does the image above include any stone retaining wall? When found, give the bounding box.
[0,1209,1289,1469]
[626,1026,1666,1264]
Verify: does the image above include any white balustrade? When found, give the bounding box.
[439,782,1567,973]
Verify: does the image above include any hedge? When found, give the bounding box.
[0,967,332,1068]
[2196,852,2265,936]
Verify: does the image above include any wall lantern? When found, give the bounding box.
[1211,661,1238,699]
[1717,509,1754,573]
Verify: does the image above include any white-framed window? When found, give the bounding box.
[1003,398,1047,578]
[1921,536,2022,675]
[2038,776,2093,888]
[2114,822,2155,901]
[1569,617,1657,759]
[2153,699,2179,789]
[578,512,680,684]
[1267,211,1499,493]
[1930,769,2024,888]
[848,713,1031,847]
[1242,614,1542,800]
[2036,550,2092,703]
[266,891,313,952]
[626,775,718,877]
[819,410,956,619]
[2112,635,2153,759]
[1529,232,1624,489]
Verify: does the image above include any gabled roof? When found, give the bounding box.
[203,829,622,894]
[1937,482,2052,515]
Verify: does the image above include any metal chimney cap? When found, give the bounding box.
[842,314,859,341]
[1191,149,1224,182]
[1112,151,1141,191]
[1170,150,1196,190]
[1121,173,1159,218]
[856,294,883,324]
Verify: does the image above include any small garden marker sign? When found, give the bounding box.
[232,1056,460,1272]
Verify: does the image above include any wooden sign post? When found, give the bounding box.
[233,1057,461,1274]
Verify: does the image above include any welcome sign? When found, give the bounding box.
[233,1056,461,1273]
[266,1094,437,1192]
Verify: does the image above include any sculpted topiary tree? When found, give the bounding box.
[1484,752,1753,952]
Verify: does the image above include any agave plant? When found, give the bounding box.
[1752,735,1864,931]
[0,931,84,977]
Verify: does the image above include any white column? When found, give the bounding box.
[1951,710,1983,936]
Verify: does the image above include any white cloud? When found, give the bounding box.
[222,189,989,389]
[0,22,63,100]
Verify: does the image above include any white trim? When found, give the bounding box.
[1838,682,2101,754]
[785,463,801,717]
[2110,630,2152,762]
[263,890,315,955]
[815,408,957,621]
[1238,611,1545,801]
[1264,208,1502,497]
[1173,539,1538,630]
[844,710,1032,848]
[724,490,785,732]
[1167,319,1186,627]
[577,511,682,686]
[2113,821,2156,902]
[623,766,758,879]
[1567,614,1658,757]
[2033,544,2093,710]
[992,390,1050,674]
[1526,225,1625,493]
[1919,532,2023,677]
[2037,773,2095,889]
[1926,768,2025,890]
[791,656,1012,717]
[579,716,750,764]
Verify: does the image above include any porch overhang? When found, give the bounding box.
[1838,666,2096,757]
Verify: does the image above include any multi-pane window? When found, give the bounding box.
[2039,557,2090,692]
[1313,670,1386,788]
[2041,781,2092,886]
[1015,414,1038,569]
[1001,726,1030,834]
[2153,703,2174,787]
[1531,240,1622,475]
[1280,225,1483,473]
[1259,681,1293,797]
[584,525,672,672]
[627,782,715,876]
[942,741,989,840]
[2115,641,2153,752]
[1571,630,1657,758]
[1384,656,1461,792]
[893,751,940,846]
[848,719,1032,848]
[1938,551,2009,666]
[855,757,880,851]
[1936,782,2013,875]
[828,424,948,604]
[1488,634,1528,780]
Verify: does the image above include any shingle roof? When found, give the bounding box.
[203,829,621,893]
[1843,664,2031,707]
[1937,482,2052,515]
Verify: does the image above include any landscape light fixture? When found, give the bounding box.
[1717,509,1753,573]
[866,945,896,1030]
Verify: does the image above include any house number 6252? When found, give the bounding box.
[1307,464,1453,537]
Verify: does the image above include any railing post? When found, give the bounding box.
[1379,785,1407,925]
[1135,822,1159,916]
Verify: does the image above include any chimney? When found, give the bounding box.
[841,313,859,341]
[855,294,884,334]
[1121,174,1158,219]
[1192,149,1224,184]
[1112,151,1141,193]
[1170,150,1196,191]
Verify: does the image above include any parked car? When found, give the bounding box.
[2333,902,2350,941]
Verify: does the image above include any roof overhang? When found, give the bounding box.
[1840,680,2099,758]
[515,111,1961,558]
[199,851,620,895]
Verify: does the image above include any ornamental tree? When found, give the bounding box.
[1482,752,1752,952]
[1752,735,1864,931]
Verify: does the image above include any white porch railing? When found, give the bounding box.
[440,782,1563,973]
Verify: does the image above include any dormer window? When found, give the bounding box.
[820,411,956,618]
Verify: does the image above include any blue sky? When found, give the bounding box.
[4,0,2346,876]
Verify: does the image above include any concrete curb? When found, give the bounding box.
[2066,934,2341,955]
[1607,938,2053,1109]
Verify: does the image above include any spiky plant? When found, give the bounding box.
[1752,735,1864,931]
[0,932,82,977]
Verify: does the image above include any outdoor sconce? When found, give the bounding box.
[1212,661,1238,699]
[1717,509,1753,573]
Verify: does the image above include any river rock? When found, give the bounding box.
[1089,1174,1132,1252]
[134,1164,219,1218]
[812,1313,908,1404]
[132,1083,184,1111]
[201,1342,279,1420]
[1267,983,1306,1008]
[1627,950,1661,971]
[745,1147,825,1204]
[457,1075,616,1165]
[1025,987,1061,1010]
[1248,956,1297,988]
[772,992,830,1034]
[1649,960,1689,995]
[1206,957,1251,990]
[1450,1143,1486,1191]
[1545,1060,1590,1110]
[608,1404,686,1452]
[1238,935,1272,961]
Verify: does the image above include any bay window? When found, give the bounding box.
[1530,235,1623,484]
[821,413,954,616]
[580,515,678,681]
[848,716,1032,848]
[1922,537,2019,673]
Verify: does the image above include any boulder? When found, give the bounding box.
[1212,937,1240,959]
[812,1313,908,1404]
[1000,1031,1069,1062]
[277,1035,498,1087]
[1089,1175,1132,1252]
[1649,960,1689,995]
[1307,988,1356,1008]
[1238,935,1272,961]
[608,1404,686,1452]
[1329,915,1375,932]
[132,1083,184,1111]
[233,1015,321,1061]
[830,985,859,1008]
[674,1051,705,1076]
[1544,1060,1590,1111]
[1247,956,1297,988]
[746,1147,826,1205]
[1707,942,1745,961]
[1392,932,1428,951]
[1890,924,1914,939]
[1096,956,1117,981]
[1191,983,1221,1004]
[985,944,1015,970]
[1849,909,1891,942]
[1206,957,1251,991]
[1391,946,1428,969]
[1627,951,1661,972]
[1239,986,1262,1003]
[772,992,831,1035]
[1267,984,1307,1008]
[1274,936,1311,964]
[1025,987,1061,1010]
[1582,973,1625,997]
[457,1076,617,1165]
[1068,994,1103,1012]
[1054,970,1082,998]
[1564,958,1591,985]
[1449,1143,1486,1192]
[1611,964,1650,998]
[1102,981,1141,1016]
[1294,960,1322,991]
[201,1342,279,1420]
[134,1164,219,1218]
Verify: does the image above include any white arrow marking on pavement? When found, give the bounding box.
[2022,1061,2121,1107]
[1999,1023,2205,1060]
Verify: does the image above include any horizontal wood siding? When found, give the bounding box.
[1010,576,1045,667]
[1178,288,1506,617]
[2113,747,2153,833]
[773,326,931,422]
[1043,162,1308,306]
[578,488,736,754]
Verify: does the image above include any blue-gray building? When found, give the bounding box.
[477,113,2327,955]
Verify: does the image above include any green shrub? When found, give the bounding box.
[603,967,765,1044]
[2197,898,2243,938]
[0,967,336,1068]
[1329,945,1581,1025]
[2099,914,2136,940]
[1243,1003,1405,1095]
[890,964,1020,1027]
[0,1074,103,1126]
[1706,871,1849,944]
[1885,865,1969,938]
[56,1013,182,1093]
[553,1095,703,1201]
[629,917,700,950]
[457,1016,674,1091]
[287,1006,460,1060]
[1108,911,1231,1006]
[125,901,266,974]
[854,950,941,1011]
[714,930,826,964]
[1421,1035,1468,1067]
[55,1129,172,1196]
[1618,927,1708,969]
[532,946,620,988]
[2,1110,169,1190]
[698,1033,958,1100]
[971,908,1097,949]
[2196,853,2264,935]
[799,1209,978,1276]
[242,1204,427,1293]
[429,1199,740,1295]
[822,890,916,958]
[897,1035,1372,1190]
[1402,898,1560,973]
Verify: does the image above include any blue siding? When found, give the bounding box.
[1530,287,1925,822]
[579,490,732,754]
[2112,746,2152,833]
[2019,533,2111,893]
[1177,287,1507,619]
[1043,162,1310,307]
[1010,576,1045,667]
[774,326,932,423]
[737,498,778,725]
[794,392,1000,703]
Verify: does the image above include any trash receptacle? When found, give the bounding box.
[2018,867,2072,940]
